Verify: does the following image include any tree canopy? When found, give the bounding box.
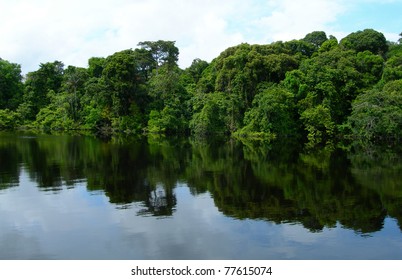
[0,29,401,144]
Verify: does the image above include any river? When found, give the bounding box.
[0,132,401,259]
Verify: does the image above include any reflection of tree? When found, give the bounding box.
[138,185,177,216]
[0,134,21,189]
[2,131,402,232]
[187,138,400,234]
[19,134,86,191]
[0,133,180,217]
[348,142,402,231]
[83,138,179,216]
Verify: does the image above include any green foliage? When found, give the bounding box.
[0,58,23,110]
[319,36,338,53]
[285,40,316,58]
[23,61,64,120]
[0,109,21,129]
[147,104,188,135]
[383,44,402,82]
[356,51,385,84]
[211,43,299,107]
[120,102,144,133]
[103,49,146,116]
[82,105,103,130]
[35,106,74,131]
[302,31,328,49]
[148,65,182,108]
[87,57,105,78]
[62,66,89,121]
[33,90,74,130]
[340,29,388,55]
[190,92,230,136]
[146,63,190,134]
[189,89,244,137]
[0,31,400,143]
[185,58,209,84]
[347,80,402,140]
[138,40,179,70]
[300,104,335,143]
[147,110,164,134]
[285,43,385,144]
[238,85,296,138]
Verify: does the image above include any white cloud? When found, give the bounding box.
[253,0,348,42]
[0,0,399,74]
[0,0,248,73]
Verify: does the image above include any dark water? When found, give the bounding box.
[0,131,402,259]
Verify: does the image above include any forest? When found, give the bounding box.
[1,29,402,144]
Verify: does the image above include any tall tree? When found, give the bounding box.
[340,29,388,56]
[347,80,402,140]
[87,57,105,78]
[62,66,89,121]
[102,49,146,116]
[138,40,179,71]
[303,31,328,49]
[23,61,64,119]
[0,58,23,110]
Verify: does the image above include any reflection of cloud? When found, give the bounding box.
[0,169,116,259]
[282,223,334,244]
[113,185,234,259]
[0,229,50,259]
[1,170,402,259]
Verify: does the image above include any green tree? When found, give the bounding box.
[103,49,144,116]
[382,43,402,82]
[356,51,385,84]
[22,61,64,120]
[300,104,335,144]
[190,92,232,136]
[302,31,328,49]
[138,40,179,71]
[147,65,182,108]
[340,29,388,56]
[147,103,188,135]
[285,45,384,142]
[34,90,74,130]
[87,57,105,78]
[81,77,112,131]
[213,43,298,108]
[141,41,190,135]
[285,39,316,58]
[99,49,149,134]
[347,80,402,140]
[238,85,297,139]
[0,58,23,110]
[62,66,89,121]
[183,58,209,85]
[0,109,21,129]
[146,63,190,134]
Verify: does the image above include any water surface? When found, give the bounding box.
[0,132,401,259]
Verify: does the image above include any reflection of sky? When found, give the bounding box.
[1,170,402,260]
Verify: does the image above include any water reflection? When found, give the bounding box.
[0,132,402,259]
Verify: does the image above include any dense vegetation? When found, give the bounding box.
[1,29,401,143]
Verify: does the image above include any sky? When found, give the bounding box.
[1,0,401,74]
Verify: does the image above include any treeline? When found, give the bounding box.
[1,29,402,143]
